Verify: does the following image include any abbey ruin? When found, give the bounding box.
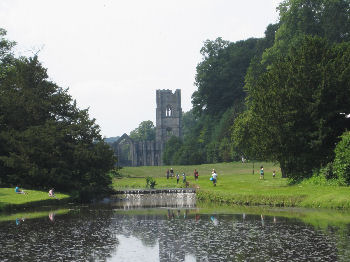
[112,89,182,166]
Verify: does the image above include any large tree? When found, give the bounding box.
[233,36,350,179]
[0,30,116,195]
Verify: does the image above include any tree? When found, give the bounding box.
[192,37,260,117]
[234,36,350,179]
[129,120,155,141]
[0,30,116,196]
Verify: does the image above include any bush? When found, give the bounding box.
[333,131,350,185]
[145,177,157,189]
[110,168,123,178]
[319,162,336,180]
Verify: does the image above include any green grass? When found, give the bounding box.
[0,188,70,210]
[113,162,350,209]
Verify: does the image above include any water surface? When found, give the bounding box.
[1,195,350,261]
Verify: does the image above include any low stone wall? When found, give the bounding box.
[113,188,196,195]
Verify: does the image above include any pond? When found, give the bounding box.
[1,193,350,261]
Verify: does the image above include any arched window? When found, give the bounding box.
[165,105,173,117]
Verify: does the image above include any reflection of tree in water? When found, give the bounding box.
[113,211,341,262]
[118,215,161,247]
[0,209,119,261]
[335,224,350,262]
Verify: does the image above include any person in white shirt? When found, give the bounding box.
[211,170,217,186]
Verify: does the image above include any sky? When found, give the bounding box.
[0,0,281,137]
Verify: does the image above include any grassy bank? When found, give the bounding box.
[0,188,70,211]
[113,162,350,209]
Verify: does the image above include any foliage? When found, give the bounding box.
[300,172,339,187]
[145,176,157,189]
[333,131,350,185]
[234,36,350,179]
[192,37,261,117]
[319,162,336,180]
[110,168,123,178]
[263,0,350,64]
[163,136,183,165]
[0,30,116,197]
[129,120,155,141]
[104,136,120,144]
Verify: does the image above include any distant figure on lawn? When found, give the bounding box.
[194,169,199,180]
[170,168,174,178]
[48,188,56,197]
[260,166,264,180]
[211,170,217,186]
[15,186,27,194]
[272,170,276,178]
[182,172,186,183]
[176,173,180,184]
[166,169,170,179]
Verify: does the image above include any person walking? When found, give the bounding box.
[166,169,170,179]
[182,172,186,183]
[170,168,174,178]
[194,169,199,180]
[176,173,180,184]
[272,170,276,178]
[211,170,217,186]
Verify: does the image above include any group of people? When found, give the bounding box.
[15,186,56,197]
[166,168,200,185]
[259,166,277,180]
[166,168,218,186]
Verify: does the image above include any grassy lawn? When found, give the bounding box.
[113,162,350,209]
[0,188,70,210]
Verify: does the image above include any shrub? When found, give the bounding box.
[333,131,350,185]
[319,162,336,180]
[110,168,123,178]
[145,177,157,189]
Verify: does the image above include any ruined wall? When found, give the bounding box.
[112,89,182,166]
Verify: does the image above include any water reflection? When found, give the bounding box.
[0,203,350,261]
[0,209,119,261]
[114,192,196,209]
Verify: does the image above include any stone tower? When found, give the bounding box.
[156,89,182,164]
[112,89,182,166]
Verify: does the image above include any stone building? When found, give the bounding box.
[112,89,182,166]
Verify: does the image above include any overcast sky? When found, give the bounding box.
[0,0,280,137]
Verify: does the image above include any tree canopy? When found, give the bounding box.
[129,120,155,141]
